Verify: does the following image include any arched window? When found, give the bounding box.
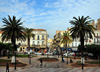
[42,35,44,40]
[37,35,39,40]
[33,36,35,40]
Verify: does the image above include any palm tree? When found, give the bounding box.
[24,28,35,50]
[61,31,73,53]
[69,16,96,69]
[60,31,73,64]
[1,15,25,56]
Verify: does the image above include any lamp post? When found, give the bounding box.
[28,51,31,64]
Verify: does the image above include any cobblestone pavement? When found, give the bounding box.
[0,55,100,72]
[0,67,100,72]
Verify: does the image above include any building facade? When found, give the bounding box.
[0,29,48,53]
[53,25,100,53]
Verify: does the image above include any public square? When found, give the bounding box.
[0,55,100,72]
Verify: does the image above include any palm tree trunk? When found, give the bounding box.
[11,35,16,56]
[11,35,16,63]
[28,37,30,50]
[66,43,67,53]
[80,35,84,70]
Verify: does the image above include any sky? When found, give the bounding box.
[0,0,100,39]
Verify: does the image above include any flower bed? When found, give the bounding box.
[37,57,58,62]
[0,59,27,67]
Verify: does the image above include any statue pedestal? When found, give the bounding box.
[81,57,85,64]
[11,56,15,63]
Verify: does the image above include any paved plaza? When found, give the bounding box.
[0,55,100,72]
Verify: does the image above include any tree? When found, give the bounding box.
[69,16,96,69]
[1,15,25,56]
[60,31,73,53]
[86,44,100,59]
[24,28,35,50]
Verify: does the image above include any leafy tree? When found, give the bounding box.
[24,28,35,50]
[86,44,100,59]
[60,31,73,53]
[1,15,25,55]
[69,16,96,69]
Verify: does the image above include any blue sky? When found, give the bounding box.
[0,0,100,39]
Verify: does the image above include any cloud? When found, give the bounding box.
[0,0,100,39]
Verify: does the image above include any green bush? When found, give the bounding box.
[86,61,99,64]
[6,54,36,57]
[0,59,11,62]
[37,57,58,60]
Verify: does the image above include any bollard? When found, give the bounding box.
[6,63,9,72]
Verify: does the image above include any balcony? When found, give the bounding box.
[94,36,100,38]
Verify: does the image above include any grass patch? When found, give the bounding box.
[37,57,58,60]
[86,61,99,64]
[0,59,11,62]
[5,54,36,57]
[77,61,82,65]
[64,56,81,59]
[76,61,99,65]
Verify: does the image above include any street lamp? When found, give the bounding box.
[28,51,31,64]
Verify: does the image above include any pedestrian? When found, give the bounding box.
[6,63,9,72]
[40,58,43,66]
[63,57,65,62]
[73,54,75,59]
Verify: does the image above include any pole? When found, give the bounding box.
[36,49,37,57]
[29,53,31,64]
[15,52,16,70]
[99,56,100,67]
[46,33,48,58]
[67,55,68,64]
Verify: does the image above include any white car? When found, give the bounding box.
[24,50,34,54]
[35,52,42,55]
[63,53,70,56]
[69,52,75,56]
[45,52,52,55]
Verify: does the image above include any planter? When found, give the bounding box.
[38,58,58,62]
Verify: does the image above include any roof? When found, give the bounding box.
[0,29,46,34]
[0,31,4,34]
[32,29,46,31]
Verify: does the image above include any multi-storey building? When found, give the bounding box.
[53,22,100,53]
[0,29,48,53]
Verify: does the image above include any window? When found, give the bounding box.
[94,39,95,43]
[37,41,39,45]
[42,35,44,40]
[33,36,35,40]
[72,43,73,47]
[42,41,44,45]
[75,38,77,42]
[75,43,77,47]
[37,35,39,40]
[68,43,69,47]
[97,33,98,36]
[33,41,34,44]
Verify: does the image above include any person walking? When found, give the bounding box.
[40,58,43,66]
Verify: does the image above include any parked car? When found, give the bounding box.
[63,53,70,56]
[69,52,75,56]
[45,52,52,55]
[35,52,42,55]
[88,53,93,57]
[24,49,34,54]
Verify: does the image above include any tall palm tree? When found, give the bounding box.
[24,28,35,50]
[69,16,96,69]
[1,15,25,56]
[60,31,73,53]
[60,31,73,64]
